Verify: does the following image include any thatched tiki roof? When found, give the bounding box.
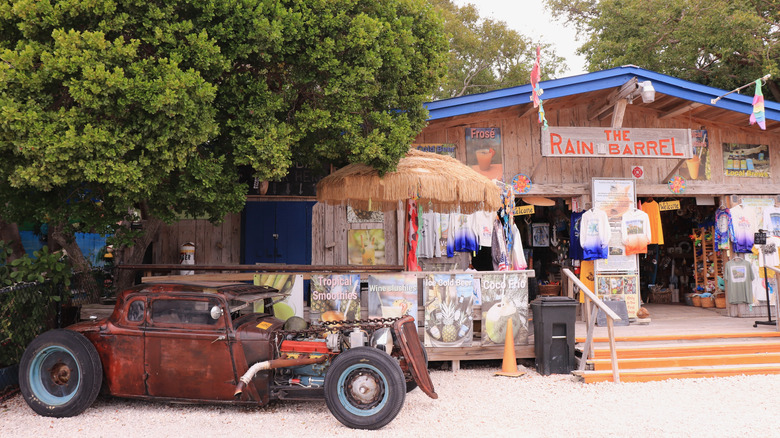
[316,149,501,213]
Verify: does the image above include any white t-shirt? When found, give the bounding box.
[620,209,652,255]
[763,207,780,237]
[417,211,441,259]
[473,211,495,247]
[756,236,780,268]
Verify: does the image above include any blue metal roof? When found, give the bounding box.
[425,65,780,122]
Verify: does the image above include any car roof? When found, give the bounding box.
[122,282,282,302]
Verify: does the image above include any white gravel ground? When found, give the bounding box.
[4,362,780,438]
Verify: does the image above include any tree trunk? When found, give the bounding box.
[0,219,26,261]
[49,223,101,302]
[113,217,163,292]
[767,80,780,105]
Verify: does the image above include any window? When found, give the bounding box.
[127,300,145,322]
[151,298,221,326]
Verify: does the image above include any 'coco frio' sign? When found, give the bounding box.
[541,127,693,159]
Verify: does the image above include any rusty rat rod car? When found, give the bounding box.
[19,282,436,430]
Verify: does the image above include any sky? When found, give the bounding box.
[454,0,588,77]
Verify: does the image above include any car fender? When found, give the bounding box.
[392,316,437,399]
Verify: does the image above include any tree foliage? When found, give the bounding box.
[0,0,448,257]
[0,241,71,366]
[431,0,566,99]
[545,0,780,101]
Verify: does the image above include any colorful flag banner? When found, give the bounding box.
[750,79,766,130]
[529,46,548,129]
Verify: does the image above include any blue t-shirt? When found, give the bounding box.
[569,211,584,260]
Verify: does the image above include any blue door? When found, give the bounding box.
[243,201,314,265]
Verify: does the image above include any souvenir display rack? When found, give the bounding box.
[691,227,723,292]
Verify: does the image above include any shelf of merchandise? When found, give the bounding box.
[692,227,723,292]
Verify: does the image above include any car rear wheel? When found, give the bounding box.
[19,329,103,417]
[324,346,405,430]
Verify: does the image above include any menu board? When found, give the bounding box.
[591,178,639,318]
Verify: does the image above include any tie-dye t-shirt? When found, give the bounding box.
[730,205,757,253]
[580,208,611,260]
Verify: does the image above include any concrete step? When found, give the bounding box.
[590,352,780,370]
[588,340,780,359]
[575,332,780,383]
[576,331,780,344]
[574,362,780,383]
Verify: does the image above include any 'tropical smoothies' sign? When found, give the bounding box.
[541,127,693,159]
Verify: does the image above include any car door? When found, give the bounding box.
[102,294,148,397]
[144,295,236,400]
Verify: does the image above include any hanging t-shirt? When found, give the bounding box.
[762,206,780,237]
[714,207,734,251]
[406,199,420,271]
[439,213,450,257]
[640,200,664,245]
[620,208,652,255]
[578,260,595,303]
[730,204,757,253]
[580,208,611,260]
[510,223,527,270]
[473,210,495,248]
[754,235,780,269]
[724,258,754,304]
[417,211,441,259]
[569,211,585,260]
[447,213,479,256]
[491,217,509,271]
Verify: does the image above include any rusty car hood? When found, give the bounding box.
[393,316,437,399]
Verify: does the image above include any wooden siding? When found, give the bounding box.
[416,100,780,198]
[153,213,241,265]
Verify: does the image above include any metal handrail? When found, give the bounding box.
[561,268,622,383]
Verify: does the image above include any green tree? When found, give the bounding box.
[545,0,780,101]
[0,0,448,288]
[431,0,566,99]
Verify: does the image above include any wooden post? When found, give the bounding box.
[607,317,620,383]
[402,200,409,271]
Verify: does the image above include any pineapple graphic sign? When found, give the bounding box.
[309,274,361,324]
[423,274,474,347]
[480,273,529,346]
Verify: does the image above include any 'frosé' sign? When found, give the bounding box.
[541,127,693,159]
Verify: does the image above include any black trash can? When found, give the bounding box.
[530,296,577,375]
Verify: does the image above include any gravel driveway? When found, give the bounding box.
[3,361,780,438]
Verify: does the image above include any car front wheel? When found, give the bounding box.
[19,329,103,417]
[324,346,405,430]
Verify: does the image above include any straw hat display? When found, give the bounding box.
[316,149,501,213]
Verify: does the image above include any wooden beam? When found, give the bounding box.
[611,99,628,128]
[599,158,614,177]
[663,159,688,182]
[529,157,546,180]
[518,103,538,119]
[659,102,704,119]
[588,77,638,121]
[524,182,780,196]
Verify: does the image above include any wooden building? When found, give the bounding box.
[411,66,780,319]
[154,66,780,321]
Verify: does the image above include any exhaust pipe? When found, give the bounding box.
[234,355,328,398]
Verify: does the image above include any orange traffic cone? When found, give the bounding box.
[495,318,525,377]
